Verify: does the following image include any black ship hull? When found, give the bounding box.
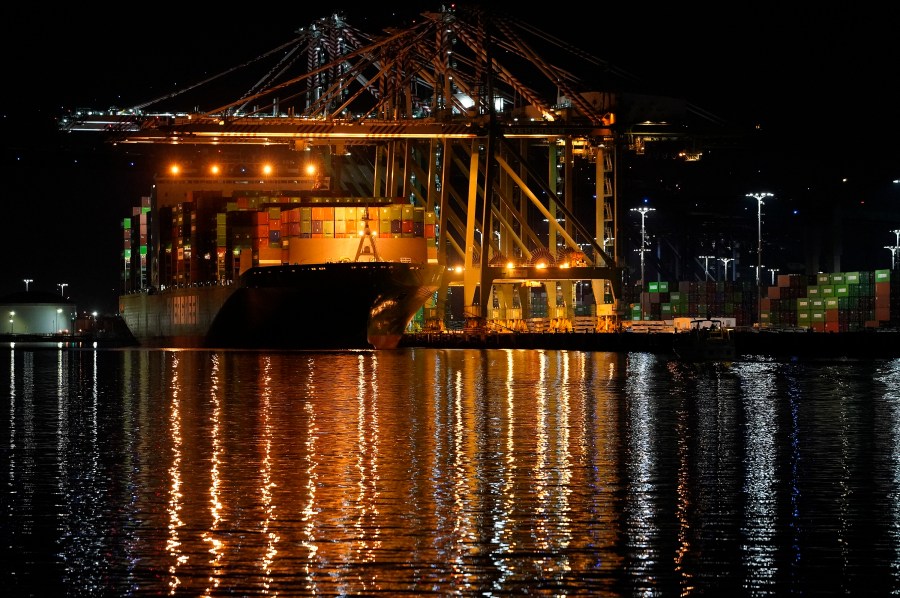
[121,262,443,350]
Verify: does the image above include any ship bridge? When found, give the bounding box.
[60,5,724,330]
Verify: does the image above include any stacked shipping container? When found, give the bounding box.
[632,271,899,330]
[122,195,438,292]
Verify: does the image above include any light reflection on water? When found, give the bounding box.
[2,349,900,595]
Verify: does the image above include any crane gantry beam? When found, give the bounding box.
[58,6,713,327]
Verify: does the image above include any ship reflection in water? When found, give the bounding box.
[3,348,900,595]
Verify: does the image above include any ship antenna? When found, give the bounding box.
[354,207,380,262]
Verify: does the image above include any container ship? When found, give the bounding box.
[120,168,443,350]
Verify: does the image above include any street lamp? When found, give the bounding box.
[768,267,779,286]
[747,192,773,326]
[8,311,14,334]
[892,229,900,246]
[24,279,33,292]
[58,282,68,297]
[56,308,62,333]
[887,246,899,270]
[631,207,655,289]
[754,264,765,287]
[719,257,734,281]
[699,255,715,281]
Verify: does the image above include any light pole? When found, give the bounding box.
[754,264,765,287]
[719,257,734,282]
[24,279,33,292]
[631,207,654,289]
[699,255,715,281]
[747,192,773,327]
[56,308,62,334]
[892,229,900,246]
[768,267,779,286]
[887,246,899,270]
[58,282,68,297]
[8,311,14,334]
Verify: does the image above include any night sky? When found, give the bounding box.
[2,5,897,314]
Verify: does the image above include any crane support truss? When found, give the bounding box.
[57,5,709,328]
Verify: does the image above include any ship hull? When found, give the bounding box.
[120,262,443,350]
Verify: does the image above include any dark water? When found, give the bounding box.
[2,348,900,596]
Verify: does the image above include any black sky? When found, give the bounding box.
[2,5,898,313]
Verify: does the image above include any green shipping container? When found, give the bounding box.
[875,269,891,282]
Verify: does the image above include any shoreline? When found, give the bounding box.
[399,328,900,358]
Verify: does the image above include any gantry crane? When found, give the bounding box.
[60,5,707,331]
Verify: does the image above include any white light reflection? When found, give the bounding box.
[738,360,778,590]
[56,350,72,588]
[300,355,319,590]
[489,349,517,590]
[877,359,900,585]
[258,355,278,592]
[8,350,14,488]
[166,353,186,594]
[556,352,574,575]
[535,351,550,547]
[674,362,692,590]
[350,352,380,594]
[450,364,477,588]
[623,352,659,587]
[202,354,224,596]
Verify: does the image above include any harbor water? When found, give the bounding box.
[3,347,900,596]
